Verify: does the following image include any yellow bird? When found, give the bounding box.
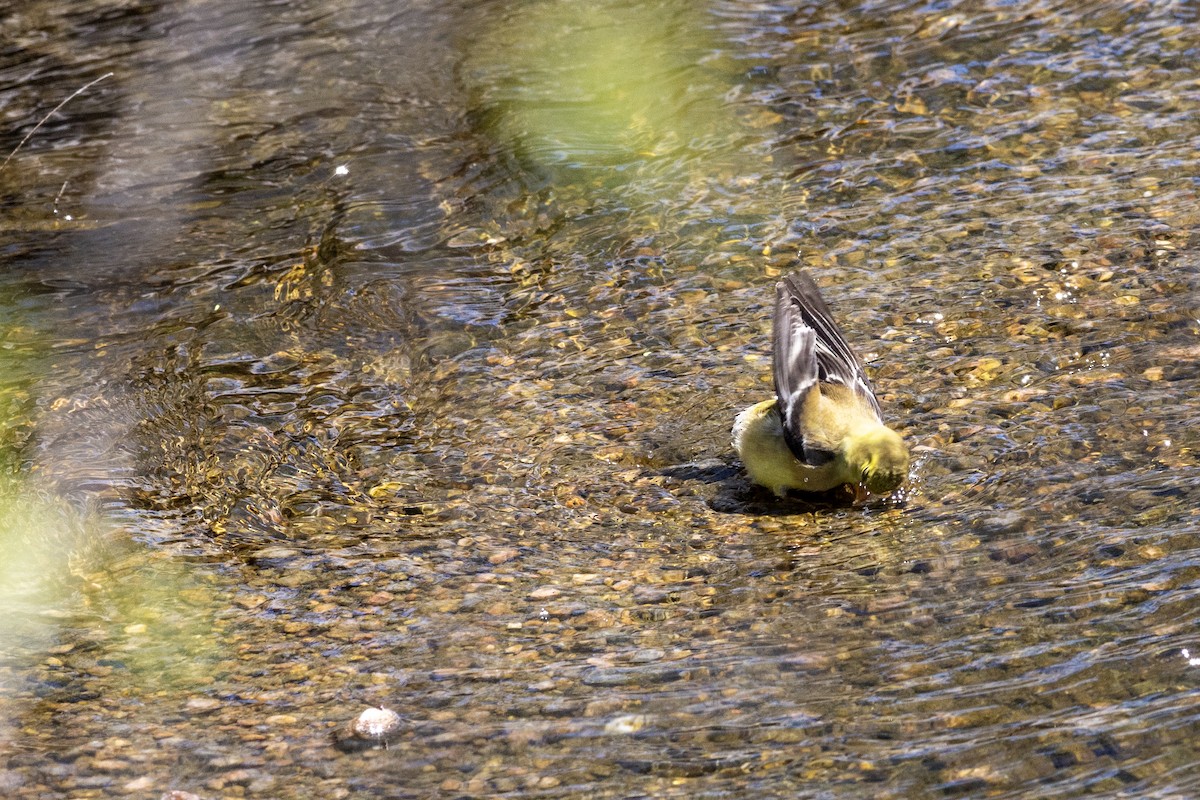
[732,271,909,497]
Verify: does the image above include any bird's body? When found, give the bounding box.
[732,272,909,497]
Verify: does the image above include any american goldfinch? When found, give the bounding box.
[732,271,909,497]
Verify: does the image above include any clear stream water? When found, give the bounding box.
[2,0,1200,797]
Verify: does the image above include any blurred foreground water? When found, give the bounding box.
[2,0,1200,797]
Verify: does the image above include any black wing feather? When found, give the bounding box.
[772,272,882,462]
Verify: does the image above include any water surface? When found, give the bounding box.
[2,0,1200,797]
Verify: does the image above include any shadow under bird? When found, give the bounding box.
[732,271,909,498]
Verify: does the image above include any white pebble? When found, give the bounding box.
[353,706,402,740]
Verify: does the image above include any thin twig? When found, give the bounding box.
[53,179,70,217]
[0,71,114,172]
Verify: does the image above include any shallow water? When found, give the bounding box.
[2,0,1200,797]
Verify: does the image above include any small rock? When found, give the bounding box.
[488,548,520,565]
[247,773,277,793]
[120,775,155,793]
[0,771,25,792]
[604,714,650,734]
[354,706,402,740]
[990,540,1039,564]
[247,546,299,562]
[334,706,404,752]
[632,586,673,604]
[541,698,582,717]
[234,594,268,610]
[582,665,682,686]
[977,511,1028,537]
[185,697,222,713]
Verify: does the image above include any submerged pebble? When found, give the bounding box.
[334,706,404,752]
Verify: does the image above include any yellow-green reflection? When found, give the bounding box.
[464,0,741,177]
[0,321,224,694]
[0,475,87,641]
[78,548,228,690]
[0,321,60,646]
[0,487,226,691]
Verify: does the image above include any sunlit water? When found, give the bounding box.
[2,0,1200,797]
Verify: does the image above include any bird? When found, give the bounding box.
[732,271,909,498]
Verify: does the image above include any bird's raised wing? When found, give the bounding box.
[772,272,882,462]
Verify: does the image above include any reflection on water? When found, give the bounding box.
[463,0,739,173]
[2,0,1200,797]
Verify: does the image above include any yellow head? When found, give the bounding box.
[843,426,909,495]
